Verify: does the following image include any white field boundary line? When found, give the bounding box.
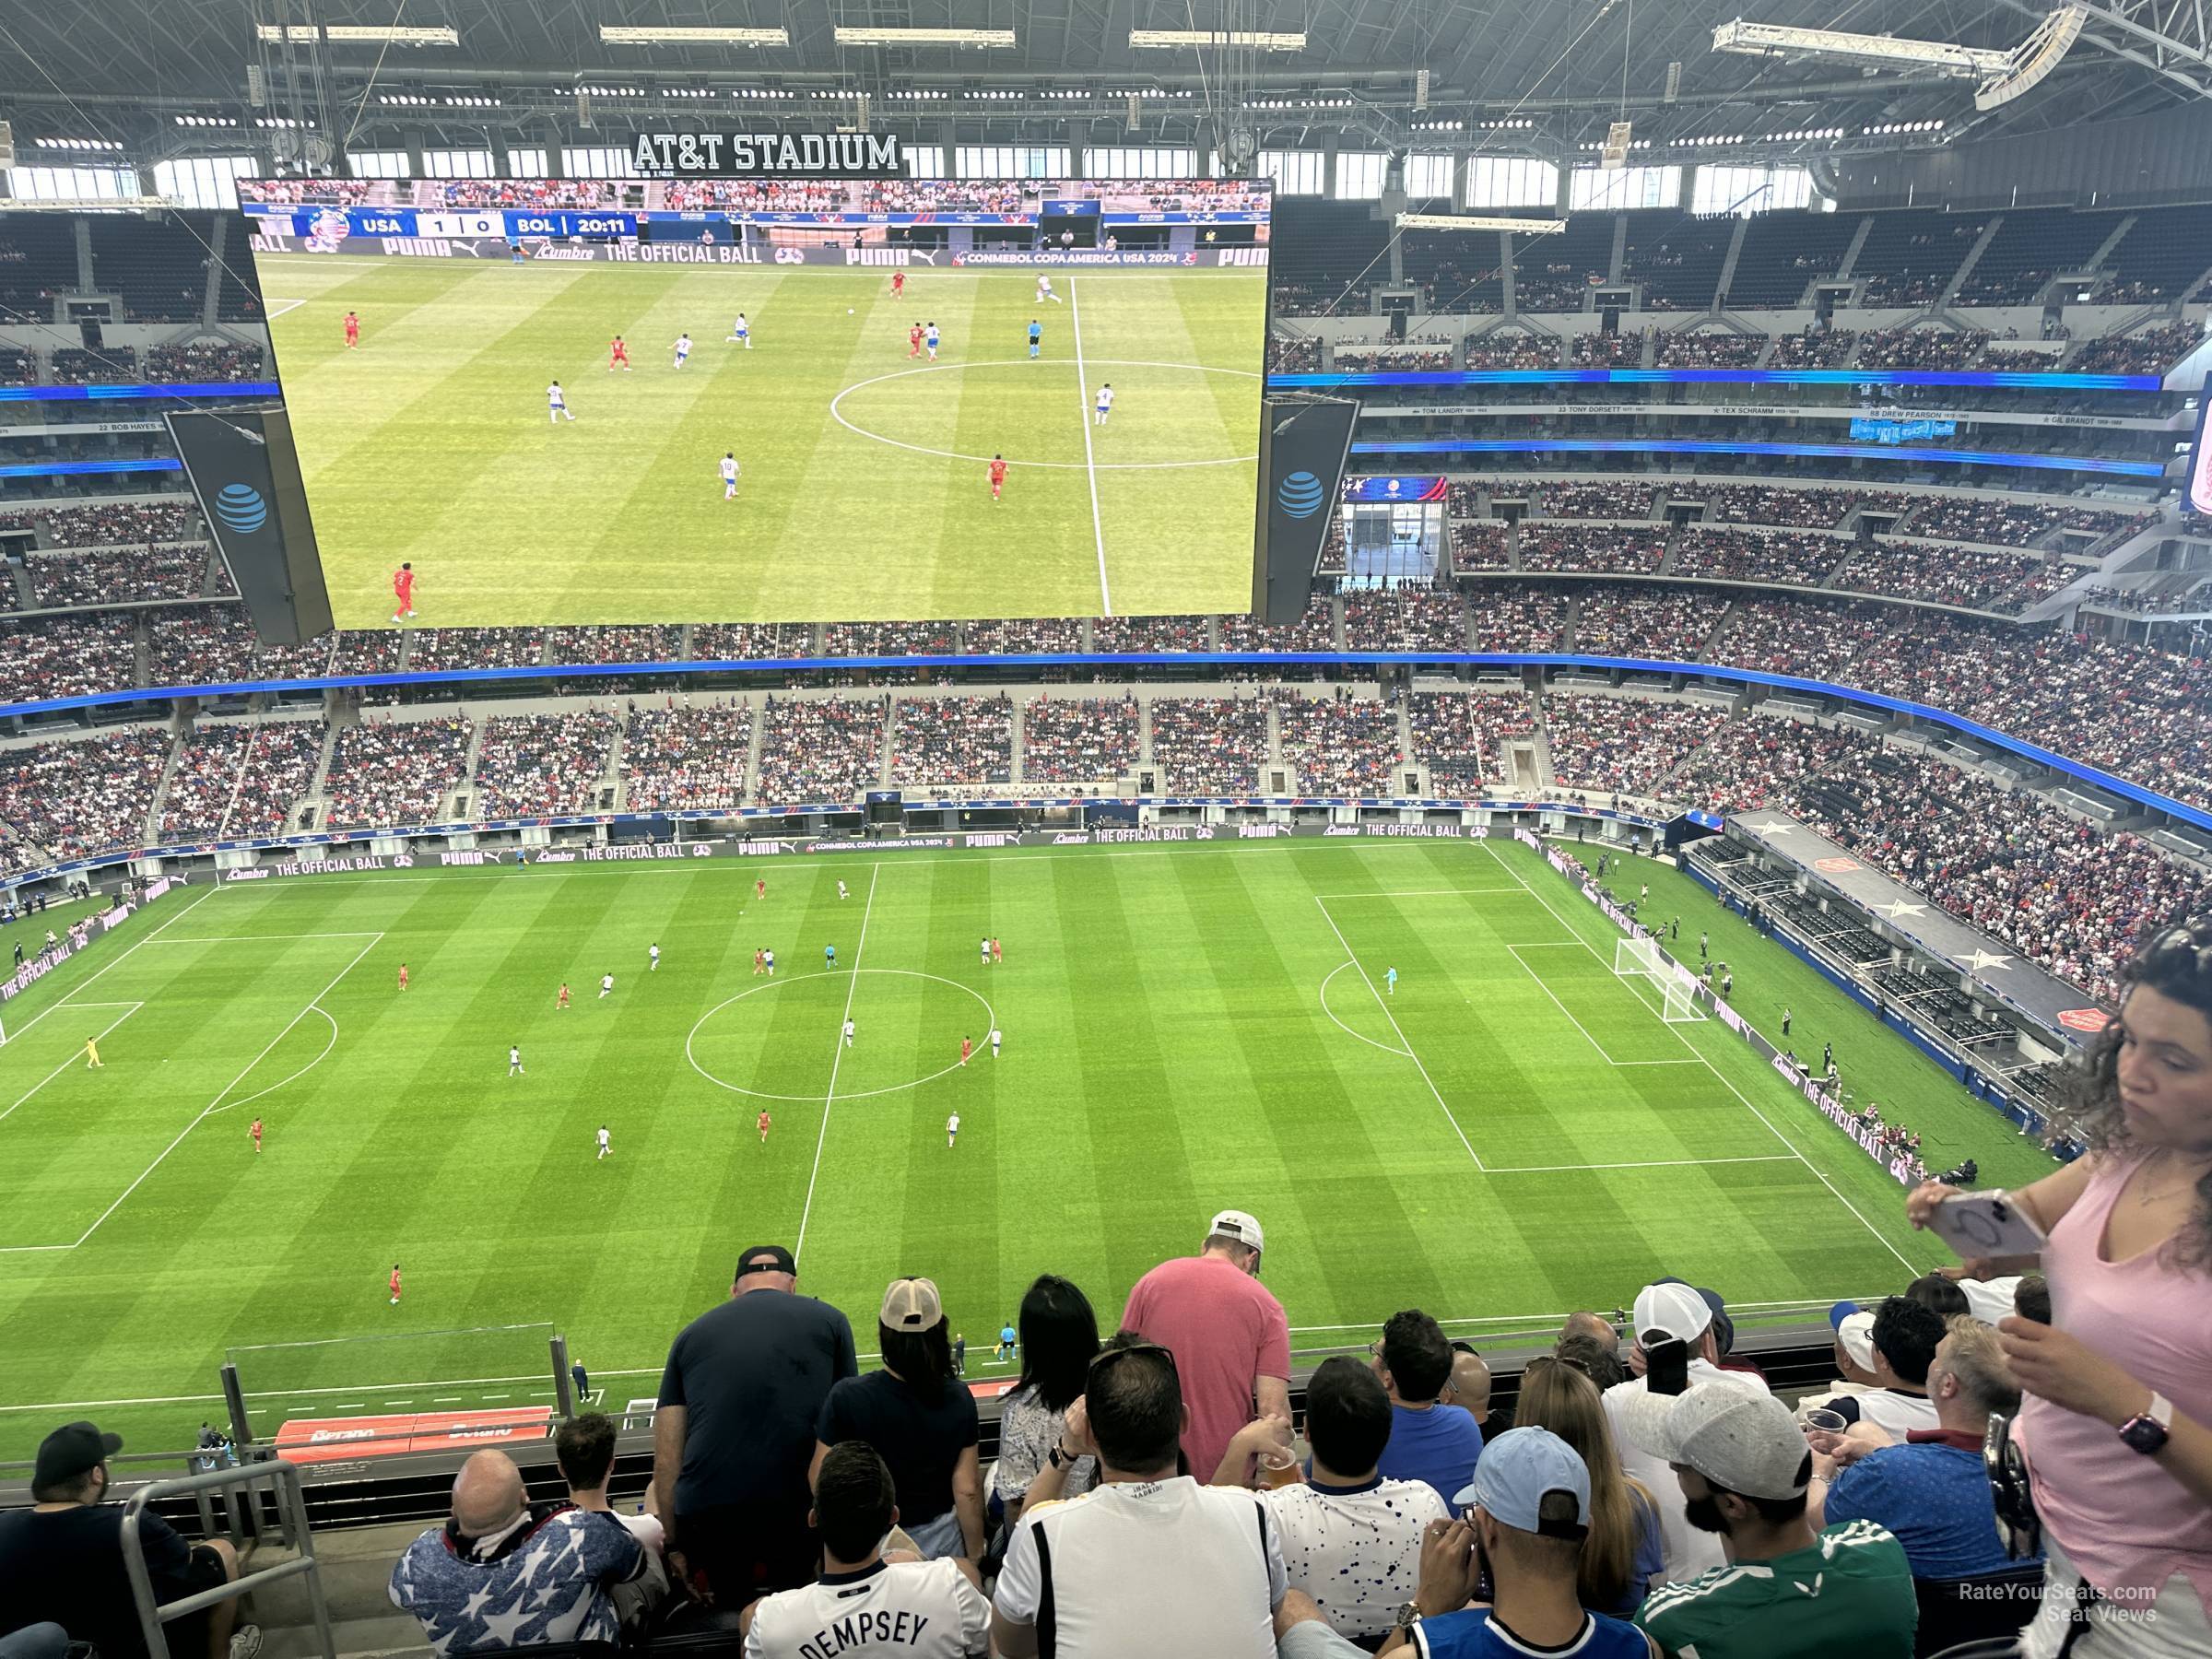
[0,887,217,1044]
[1485,1155,1804,1174]
[1500,942,1669,1069]
[0,997,143,1052]
[1312,894,1486,1171]
[1311,888,1530,899]
[1477,841,1924,1277]
[144,932,385,944]
[1067,274,1112,616]
[0,1004,144,1128]
[794,864,878,1265]
[0,933,382,1255]
[218,841,1498,888]
[205,1006,337,1118]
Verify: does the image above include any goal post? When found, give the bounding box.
[1613,936,1665,980]
[1659,974,1707,1025]
[1613,935,1707,1023]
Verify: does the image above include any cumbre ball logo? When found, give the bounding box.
[1277,469,1325,520]
[214,482,266,534]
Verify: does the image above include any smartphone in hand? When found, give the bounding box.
[1927,1191,2048,1259]
[1646,1336,1689,1395]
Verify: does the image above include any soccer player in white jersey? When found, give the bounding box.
[547,381,576,423]
[595,1124,611,1160]
[508,1043,524,1077]
[947,1111,960,1149]
[1094,382,1114,426]
[600,971,615,999]
[990,1025,1003,1059]
[742,1442,988,1659]
[720,453,739,501]
[838,879,849,900]
[1036,273,1062,304]
[981,935,993,968]
[727,312,750,348]
[842,1017,855,1049]
[649,943,661,972]
[924,321,941,360]
[673,332,692,369]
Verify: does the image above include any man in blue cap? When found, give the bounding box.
[1371,1428,1655,1657]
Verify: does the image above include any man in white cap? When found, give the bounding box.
[1618,1386,1915,1659]
[1121,1208,1290,1483]
[1601,1282,1771,1584]
[1370,1428,1656,1658]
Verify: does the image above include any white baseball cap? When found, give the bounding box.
[1207,1209,1265,1255]
[1633,1280,1713,1345]
[1615,1383,1812,1502]
[1830,1301,1877,1371]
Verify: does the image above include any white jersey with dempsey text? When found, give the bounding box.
[742,1558,989,1659]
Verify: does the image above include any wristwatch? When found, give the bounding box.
[1046,1441,1075,1471]
[2119,1392,2173,1455]
[1393,1602,1422,1637]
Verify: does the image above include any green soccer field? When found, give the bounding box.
[0,838,2056,1461]
[253,254,1265,629]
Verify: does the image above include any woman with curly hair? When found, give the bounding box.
[1908,915,2212,1658]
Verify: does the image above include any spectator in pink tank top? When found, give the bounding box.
[1909,914,2212,1658]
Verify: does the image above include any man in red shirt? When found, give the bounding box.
[609,334,631,371]
[389,1264,403,1306]
[1120,1208,1290,1482]
[891,270,906,301]
[251,1117,263,1154]
[908,323,924,360]
[959,1035,972,1066]
[757,1109,771,1143]
[397,962,409,992]
[989,455,1007,502]
[344,310,360,348]
[392,562,416,623]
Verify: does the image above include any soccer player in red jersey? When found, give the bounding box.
[557,982,571,1010]
[908,323,924,360]
[992,936,1003,965]
[344,311,360,348]
[757,1109,771,1143]
[752,947,765,976]
[609,334,631,371]
[960,1034,973,1067]
[989,455,1007,501]
[756,877,767,901]
[388,1265,402,1306]
[397,962,409,992]
[392,562,416,623]
[251,1117,263,1154]
[891,271,905,300]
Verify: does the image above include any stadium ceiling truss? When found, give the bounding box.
[0,0,2203,166]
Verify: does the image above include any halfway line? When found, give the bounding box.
[1068,275,1112,616]
[794,864,878,1264]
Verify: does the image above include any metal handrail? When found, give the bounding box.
[118,1459,335,1659]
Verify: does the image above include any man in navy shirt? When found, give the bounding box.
[1373,1310,1483,1508]
[1808,1317,2033,1580]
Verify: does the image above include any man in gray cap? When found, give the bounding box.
[1618,1385,1916,1659]
[0,1421,257,1659]
[1121,1207,1290,1481]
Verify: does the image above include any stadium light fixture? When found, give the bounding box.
[1712,7,2088,107]
[1129,29,1306,50]
[599,26,790,47]
[1395,212,1567,234]
[255,24,460,45]
[1712,18,2006,76]
[831,27,1017,46]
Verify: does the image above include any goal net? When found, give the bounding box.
[1613,936,1708,1024]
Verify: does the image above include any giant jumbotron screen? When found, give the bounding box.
[237,175,1271,629]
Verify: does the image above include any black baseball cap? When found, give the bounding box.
[735,1245,796,1280]
[36,1421,122,1487]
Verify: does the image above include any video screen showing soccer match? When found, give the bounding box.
[239,175,1271,629]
